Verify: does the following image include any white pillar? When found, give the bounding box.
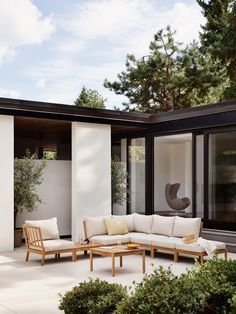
[0,115,14,251]
[72,122,111,242]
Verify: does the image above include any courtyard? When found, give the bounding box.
[2,247,235,314]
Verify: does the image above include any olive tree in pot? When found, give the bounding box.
[14,152,46,247]
[111,155,129,214]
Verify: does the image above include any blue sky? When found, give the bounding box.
[0,0,205,109]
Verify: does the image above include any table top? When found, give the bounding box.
[90,245,144,255]
[75,242,102,250]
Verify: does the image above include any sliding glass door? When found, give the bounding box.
[209,131,236,223]
[128,138,145,214]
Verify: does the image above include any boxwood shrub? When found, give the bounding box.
[115,257,236,314]
[59,278,127,314]
[59,257,236,314]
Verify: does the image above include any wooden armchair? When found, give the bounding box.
[23,224,76,265]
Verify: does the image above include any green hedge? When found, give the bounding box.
[59,258,236,314]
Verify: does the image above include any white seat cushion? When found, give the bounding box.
[173,216,202,238]
[151,215,175,237]
[43,239,75,252]
[89,234,130,245]
[25,217,59,240]
[134,213,153,233]
[176,242,206,253]
[129,232,153,245]
[84,216,110,238]
[209,241,226,250]
[151,235,176,249]
[176,239,226,254]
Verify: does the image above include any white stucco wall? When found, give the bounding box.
[72,122,111,241]
[0,115,14,251]
[17,160,71,236]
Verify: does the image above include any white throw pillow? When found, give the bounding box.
[173,216,202,238]
[84,216,109,239]
[25,217,59,240]
[134,213,153,233]
[150,215,175,237]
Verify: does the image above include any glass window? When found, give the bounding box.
[196,135,204,218]
[209,132,236,222]
[154,134,192,215]
[129,138,145,214]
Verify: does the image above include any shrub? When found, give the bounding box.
[115,257,236,314]
[59,278,127,314]
[230,294,236,314]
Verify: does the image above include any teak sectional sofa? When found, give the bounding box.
[83,214,227,264]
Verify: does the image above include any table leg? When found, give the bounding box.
[142,251,146,273]
[112,254,115,277]
[90,251,93,272]
[119,256,123,267]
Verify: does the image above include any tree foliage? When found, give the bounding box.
[74,86,106,109]
[104,27,228,113]
[14,151,47,226]
[197,0,236,99]
[111,155,129,206]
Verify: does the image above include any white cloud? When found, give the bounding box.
[36,78,46,89]
[61,0,205,56]
[0,87,20,98]
[0,0,55,63]
[26,0,205,108]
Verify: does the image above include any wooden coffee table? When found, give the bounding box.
[90,245,146,277]
[74,242,102,261]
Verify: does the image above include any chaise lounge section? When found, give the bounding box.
[83,214,227,264]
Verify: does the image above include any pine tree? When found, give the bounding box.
[74,87,106,109]
[197,0,236,98]
[104,27,228,113]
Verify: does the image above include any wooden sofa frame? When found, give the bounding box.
[150,222,227,265]
[83,221,228,265]
[23,224,76,266]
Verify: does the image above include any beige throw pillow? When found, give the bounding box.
[104,217,129,235]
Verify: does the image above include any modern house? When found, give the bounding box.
[0,97,236,252]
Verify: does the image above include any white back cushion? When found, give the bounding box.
[84,216,109,238]
[134,213,153,233]
[151,215,175,237]
[173,216,202,238]
[122,214,135,232]
[25,217,59,240]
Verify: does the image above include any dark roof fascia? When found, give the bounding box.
[1,97,236,128]
[0,97,151,128]
[149,100,236,123]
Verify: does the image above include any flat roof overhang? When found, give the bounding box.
[1,97,236,137]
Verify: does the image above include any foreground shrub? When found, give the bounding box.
[59,258,236,314]
[230,294,236,313]
[115,257,236,314]
[59,278,127,314]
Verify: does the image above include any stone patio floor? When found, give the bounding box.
[0,246,235,314]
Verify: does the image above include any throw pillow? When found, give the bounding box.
[104,217,129,235]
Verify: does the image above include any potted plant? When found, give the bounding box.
[14,151,46,247]
[111,155,129,214]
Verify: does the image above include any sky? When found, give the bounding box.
[0,0,205,109]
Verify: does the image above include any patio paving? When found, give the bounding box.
[0,246,235,314]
